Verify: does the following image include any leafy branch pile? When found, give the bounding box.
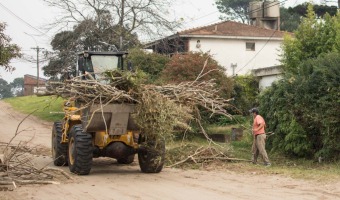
[48,69,234,141]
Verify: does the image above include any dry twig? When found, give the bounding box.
[1,112,73,188]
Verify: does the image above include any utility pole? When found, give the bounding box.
[31,46,45,89]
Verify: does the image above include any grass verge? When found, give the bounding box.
[4,95,64,122]
[166,132,340,182]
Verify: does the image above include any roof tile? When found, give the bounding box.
[179,21,291,38]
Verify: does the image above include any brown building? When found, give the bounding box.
[24,74,47,96]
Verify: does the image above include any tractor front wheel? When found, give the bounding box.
[52,122,68,166]
[138,136,165,173]
[68,125,93,175]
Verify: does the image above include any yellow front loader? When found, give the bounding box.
[51,51,165,175]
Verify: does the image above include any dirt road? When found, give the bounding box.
[1,101,340,200]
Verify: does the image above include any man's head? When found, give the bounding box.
[249,108,259,115]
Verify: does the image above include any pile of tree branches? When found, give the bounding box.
[0,143,71,191]
[166,143,249,168]
[48,68,234,141]
[0,114,72,191]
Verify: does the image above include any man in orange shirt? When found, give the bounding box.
[250,108,271,166]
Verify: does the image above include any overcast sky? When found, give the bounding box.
[0,0,336,83]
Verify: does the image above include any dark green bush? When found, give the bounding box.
[259,52,340,160]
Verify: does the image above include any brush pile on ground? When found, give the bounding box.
[0,142,71,191]
[48,69,234,142]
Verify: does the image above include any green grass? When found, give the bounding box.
[206,125,233,135]
[4,95,64,122]
[168,126,340,181]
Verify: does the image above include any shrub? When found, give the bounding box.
[259,52,340,160]
[127,48,170,82]
[160,52,233,99]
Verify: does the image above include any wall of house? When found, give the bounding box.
[188,37,282,76]
[259,75,281,90]
[24,75,46,96]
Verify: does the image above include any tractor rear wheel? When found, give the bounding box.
[52,122,68,166]
[117,154,135,164]
[68,125,93,175]
[138,136,165,173]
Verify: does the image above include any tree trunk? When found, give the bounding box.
[119,0,125,27]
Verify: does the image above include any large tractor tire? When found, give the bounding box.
[138,136,165,173]
[117,154,135,164]
[52,122,68,166]
[68,125,93,175]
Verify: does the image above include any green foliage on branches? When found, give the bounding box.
[281,4,339,76]
[0,78,13,99]
[288,3,338,18]
[280,7,301,32]
[260,53,340,160]
[260,5,340,160]
[0,23,21,71]
[43,19,140,78]
[280,3,338,32]
[10,77,24,96]
[215,0,254,24]
[232,75,259,115]
[127,48,170,82]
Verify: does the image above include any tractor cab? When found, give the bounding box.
[77,51,128,79]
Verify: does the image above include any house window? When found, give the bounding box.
[246,42,255,51]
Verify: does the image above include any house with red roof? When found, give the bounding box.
[24,74,47,96]
[145,20,292,89]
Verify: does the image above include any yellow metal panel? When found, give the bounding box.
[94,131,138,149]
[95,131,107,148]
[70,115,81,121]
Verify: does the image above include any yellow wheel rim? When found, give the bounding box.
[69,137,75,165]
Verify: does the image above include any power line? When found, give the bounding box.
[233,0,292,74]
[235,30,278,74]
[0,2,48,36]
[184,0,289,28]
[186,1,288,75]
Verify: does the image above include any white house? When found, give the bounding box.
[145,20,292,89]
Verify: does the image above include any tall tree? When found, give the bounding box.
[280,7,301,32]
[289,3,338,18]
[216,0,254,24]
[10,77,24,96]
[281,4,338,75]
[43,0,180,39]
[43,18,140,78]
[0,22,21,71]
[0,78,13,99]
